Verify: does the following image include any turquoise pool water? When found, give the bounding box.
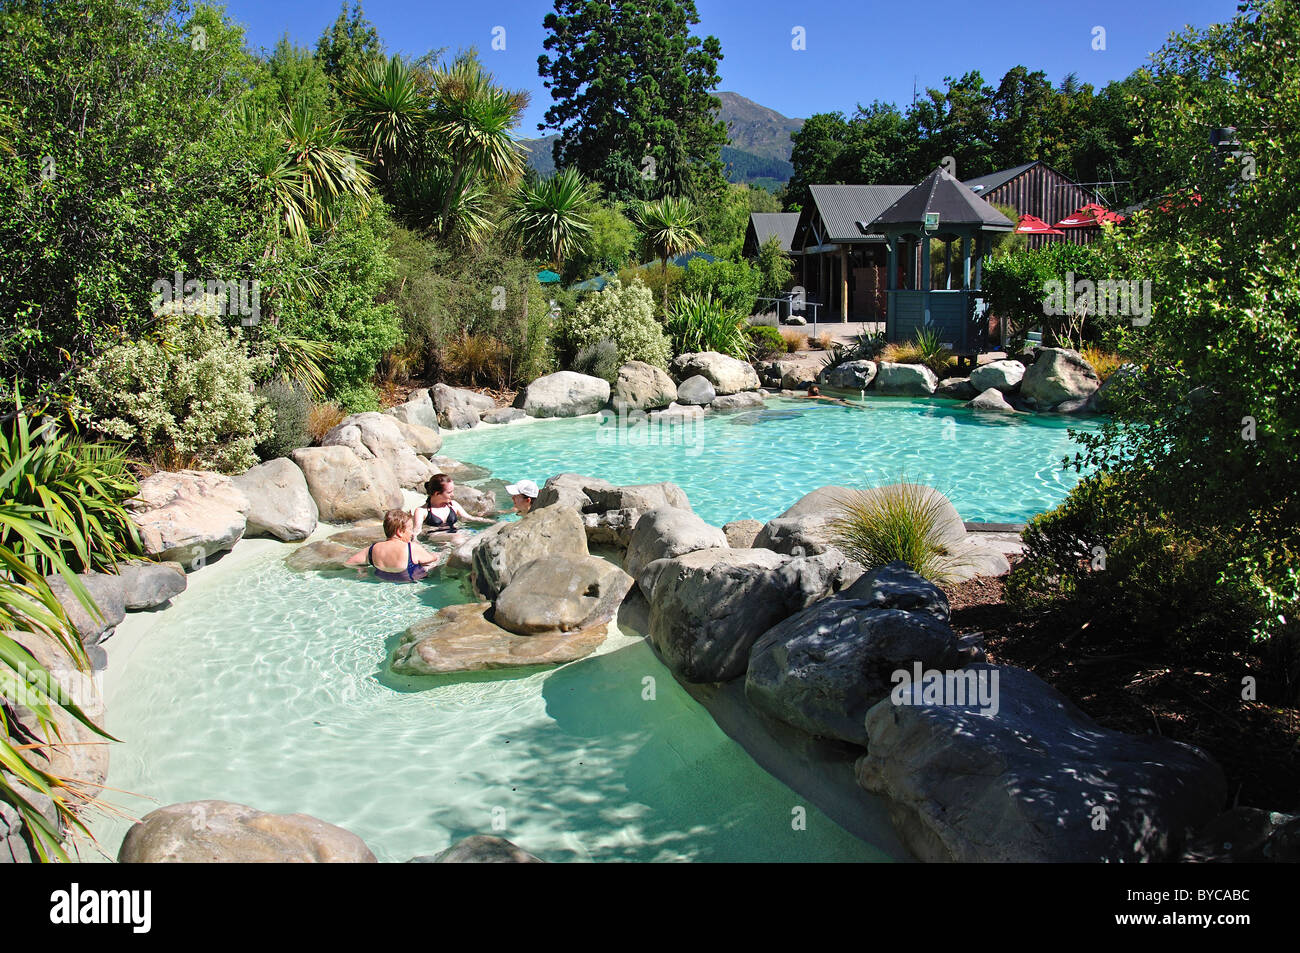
[90,550,891,862]
[443,397,1101,525]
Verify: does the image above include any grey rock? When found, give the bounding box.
[582,508,644,547]
[389,418,444,455]
[856,664,1227,862]
[433,383,493,429]
[754,515,834,557]
[676,374,717,406]
[384,387,439,430]
[746,604,970,747]
[494,555,634,635]
[233,457,319,541]
[669,351,761,394]
[128,470,249,564]
[119,801,377,863]
[779,365,818,391]
[874,362,938,396]
[708,391,766,412]
[291,445,403,523]
[820,359,877,390]
[967,387,1018,414]
[471,505,588,600]
[321,412,434,489]
[534,473,614,512]
[482,407,528,425]
[935,377,977,400]
[284,539,355,571]
[612,361,678,411]
[785,315,807,326]
[428,457,492,482]
[624,508,729,592]
[516,371,610,418]
[970,359,1025,393]
[115,560,187,610]
[453,484,498,519]
[44,571,126,644]
[422,835,544,863]
[1020,347,1101,408]
[842,561,950,623]
[585,482,692,513]
[723,519,763,548]
[1093,363,1141,413]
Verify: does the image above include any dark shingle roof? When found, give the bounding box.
[806,184,913,242]
[874,168,1015,230]
[962,161,1039,197]
[748,212,800,252]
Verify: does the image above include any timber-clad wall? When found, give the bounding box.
[982,165,1100,249]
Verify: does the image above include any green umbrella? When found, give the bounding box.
[536,270,562,284]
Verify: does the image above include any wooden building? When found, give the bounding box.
[963,161,1099,247]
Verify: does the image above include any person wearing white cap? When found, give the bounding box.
[505,479,539,515]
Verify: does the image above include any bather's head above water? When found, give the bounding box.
[505,479,539,515]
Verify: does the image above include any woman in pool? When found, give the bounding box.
[505,479,539,515]
[414,473,496,537]
[345,509,439,583]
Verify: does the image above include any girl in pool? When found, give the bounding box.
[505,479,539,515]
[345,509,439,583]
[414,473,496,539]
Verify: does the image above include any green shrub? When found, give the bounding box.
[755,235,794,299]
[746,324,785,360]
[678,258,762,315]
[665,293,752,359]
[572,339,622,382]
[556,277,671,370]
[76,302,274,473]
[826,482,960,582]
[255,380,313,461]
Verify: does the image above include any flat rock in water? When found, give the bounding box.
[676,374,716,406]
[327,519,386,549]
[119,800,377,863]
[493,554,633,635]
[284,539,355,571]
[709,391,766,412]
[482,407,527,425]
[391,603,608,674]
[414,835,544,863]
[429,457,492,482]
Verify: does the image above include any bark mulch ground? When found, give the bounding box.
[941,575,1300,813]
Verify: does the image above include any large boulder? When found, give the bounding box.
[470,505,588,600]
[534,473,615,512]
[586,482,692,513]
[709,391,766,412]
[384,388,439,431]
[232,458,319,541]
[856,664,1227,862]
[115,560,187,610]
[723,519,763,548]
[516,371,610,418]
[970,359,1025,393]
[779,365,818,391]
[420,835,544,863]
[8,626,109,790]
[389,418,443,456]
[612,361,678,411]
[482,407,528,425]
[433,384,494,430]
[669,351,761,395]
[675,375,716,406]
[119,801,377,863]
[1020,347,1101,409]
[873,362,938,396]
[494,555,633,635]
[128,470,250,564]
[647,548,852,683]
[453,484,498,519]
[44,571,125,644]
[820,360,877,390]
[967,387,1018,414]
[745,566,969,747]
[1092,363,1141,413]
[753,515,835,557]
[291,445,403,523]
[624,508,729,590]
[321,412,433,489]
[391,603,608,674]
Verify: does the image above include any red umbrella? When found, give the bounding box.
[1054,203,1125,228]
[1014,213,1065,235]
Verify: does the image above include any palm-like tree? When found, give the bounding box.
[429,53,527,239]
[509,169,597,271]
[633,196,704,312]
[340,55,431,180]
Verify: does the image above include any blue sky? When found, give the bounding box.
[221,0,1242,134]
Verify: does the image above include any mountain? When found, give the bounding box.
[517,92,803,188]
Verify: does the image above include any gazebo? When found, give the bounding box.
[871,168,1014,360]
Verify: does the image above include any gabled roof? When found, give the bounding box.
[874,168,1015,230]
[962,161,1039,196]
[802,184,913,243]
[747,212,800,252]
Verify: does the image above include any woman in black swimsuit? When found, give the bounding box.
[415,473,495,536]
[345,510,439,582]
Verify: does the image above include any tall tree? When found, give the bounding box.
[315,2,382,86]
[537,0,727,202]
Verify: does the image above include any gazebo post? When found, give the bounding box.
[921,234,932,328]
[840,247,849,321]
[961,233,971,290]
